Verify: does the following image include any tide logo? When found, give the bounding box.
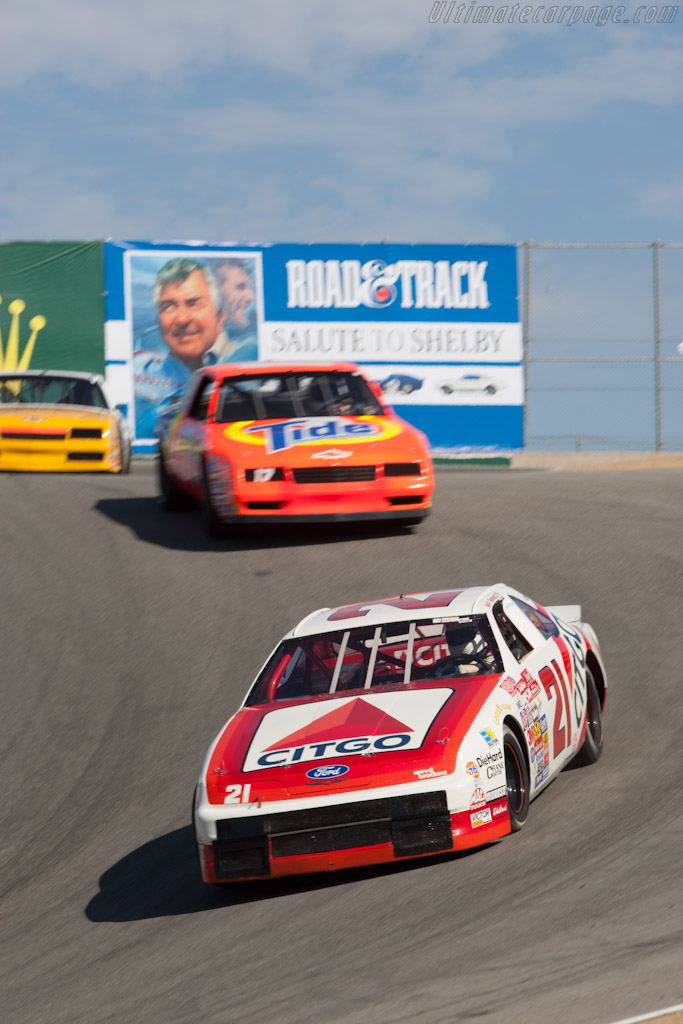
[226,416,399,454]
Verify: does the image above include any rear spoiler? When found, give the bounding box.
[546,604,582,624]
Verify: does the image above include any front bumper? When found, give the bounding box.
[224,507,431,525]
[0,442,119,472]
[197,790,510,882]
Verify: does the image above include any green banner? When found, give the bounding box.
[0,242,104,375]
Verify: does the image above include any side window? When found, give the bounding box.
[492,601,533,662]
[188,378,213,421]
[510,597,559,639]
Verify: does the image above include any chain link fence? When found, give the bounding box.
[520,242,683,451]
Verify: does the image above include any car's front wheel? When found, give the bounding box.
[571,668,604,766]
[118,429,132,474]
[203,459,235,539]
[504,726,530,832]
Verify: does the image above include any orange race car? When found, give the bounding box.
[157,362,434,536]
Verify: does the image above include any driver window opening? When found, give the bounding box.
[492,601,533,661]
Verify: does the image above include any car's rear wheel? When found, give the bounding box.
[571,667,603,767]
[159,452,193,510]
[504,727,529,832]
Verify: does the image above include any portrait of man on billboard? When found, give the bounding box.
[129,252,260,439]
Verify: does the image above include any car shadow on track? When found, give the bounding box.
[94,497,418,552]
[85,825,489,922]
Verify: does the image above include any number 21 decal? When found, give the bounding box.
[223,784,252,805]
[539,661,572,758]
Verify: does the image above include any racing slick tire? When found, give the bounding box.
[202,459,235,540]
[570,667,604,767]
[118,429,131,474]
[159,452,194,511]
[504,726,529,832]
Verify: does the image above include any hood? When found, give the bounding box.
[0,404,113,422]
[206,678,500,803]
[210,414,427,467]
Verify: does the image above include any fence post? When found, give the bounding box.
[653,240,662,451]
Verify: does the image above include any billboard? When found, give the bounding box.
[103,241,521,450]
[0,242,105,375]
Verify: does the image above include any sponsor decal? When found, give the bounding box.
[520,708,529,730]
[484,591,503,608]
[311,448,353,459]
[480,729,497,747]
[242,689,452,772]
[470,808,493,828]
[492,801,508,818]
[470,785,487,810]
[555,621,588,728]
[240,417,384,454]
[499,676,517,695]
[486,785,506,801]
[305,764,350,781]
[528,679,541,699]
[224,416,401,455]
[285,257,491,312]
[465,761,480,779]
[494,702,513,725]
[530,746,536,763]
[476,749,504,779]
[413,767,448,780]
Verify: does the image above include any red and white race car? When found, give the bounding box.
[193,585,606,883]
[158,362,433,536]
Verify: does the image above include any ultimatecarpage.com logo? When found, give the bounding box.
[428,2,678,24]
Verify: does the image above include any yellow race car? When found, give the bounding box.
[0,370,131,473]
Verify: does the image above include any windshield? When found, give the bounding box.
[215,371,383,423]
[0,375,107,408]
[246,616,502,705]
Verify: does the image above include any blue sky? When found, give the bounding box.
[1,0,682,244]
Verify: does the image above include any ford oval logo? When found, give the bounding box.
[305,764,350,781]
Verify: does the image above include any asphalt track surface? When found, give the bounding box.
[2,463,682,1024]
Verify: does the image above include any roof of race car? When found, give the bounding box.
[204,361,365,381]
[289,585,508,638]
